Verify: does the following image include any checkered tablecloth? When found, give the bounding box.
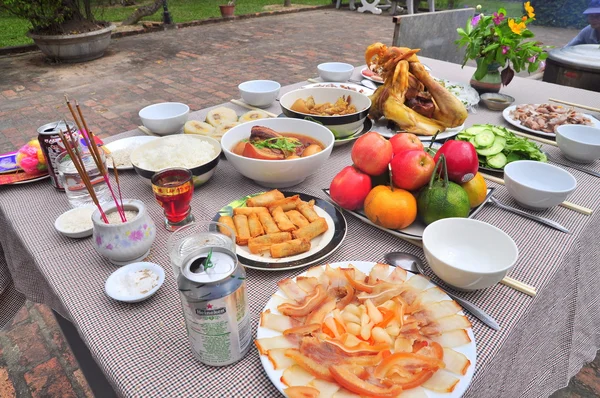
[1,59,600,398]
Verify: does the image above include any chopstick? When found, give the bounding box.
[391,235,537,296]
[137,126,159,137]
[548,98,600,113]
[307,78,320,83]
[480,172,593,215]
[508,129,558,147]
[229,99,279,118]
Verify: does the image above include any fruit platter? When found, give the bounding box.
[255,261,476,397]
[455,124,547,171]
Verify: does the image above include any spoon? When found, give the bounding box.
[384,252,500,331]
[544,151,600,178]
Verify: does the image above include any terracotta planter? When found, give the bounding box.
[219,4,236,18]
[27,24,115,63]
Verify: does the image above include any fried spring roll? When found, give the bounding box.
[247,189,285,207]
[218,216,236,238]
[248,232,292,254]
[233,206,268,216]
[271,206,297,232]
[258,211,280,234]
[292,218,328,241]
[270,238,311,258]
[286,210,310,228]
[297,200,320,222]
[248,212,265,238]
[266,195,300,213]
[233,215,251,246]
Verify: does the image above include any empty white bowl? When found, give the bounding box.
[317,62,354,82]
[504,160,577,210]
[139,102,189,135]
[423,218,519,291]
[221,118,334,188]
[556,125,600,163]
[238,80,280,108]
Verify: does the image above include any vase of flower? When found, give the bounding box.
[470,59,502,94]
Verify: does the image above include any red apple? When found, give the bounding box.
[390,149,435,191]
[389,133,424,156]
[329,166,372,210]
[434,140,479,184]
[351,132,393,176]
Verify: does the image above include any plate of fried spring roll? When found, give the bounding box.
[213,189,347,271]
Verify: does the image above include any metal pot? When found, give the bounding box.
[543,44,600,93]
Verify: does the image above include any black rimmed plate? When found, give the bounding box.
[322,187,495,240]
[212,191,347,271]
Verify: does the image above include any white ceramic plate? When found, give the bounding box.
[502,105,600,137]
[256,261,477,398]
[302,82,375,97]
[434,78,480,111]
[105,262,165,303]
[54,206,96,238]
[371,119,465,142]
[105,136,159,170]
[361,67,384,84]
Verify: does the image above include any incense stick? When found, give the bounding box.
[112,158,125,219]
[58,130,108,224]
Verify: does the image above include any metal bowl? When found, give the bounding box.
[480,93,515,111]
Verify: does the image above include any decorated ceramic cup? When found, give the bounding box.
[92,199,156,265]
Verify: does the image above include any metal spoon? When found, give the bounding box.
[545,152,600,178]
[489,196,570,234]
[384,252,500,331]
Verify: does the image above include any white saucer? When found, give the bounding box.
[54,206,95,239]
[105,262,165,303]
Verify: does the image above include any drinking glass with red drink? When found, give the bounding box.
[151,168,195,231]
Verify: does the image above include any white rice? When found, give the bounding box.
[133,136,216,171]
[107,210,139,224]
[57,207,95,233]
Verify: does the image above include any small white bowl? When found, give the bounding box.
[504,160,577,210]
[238,80,281,108]
[221,118,334,188]
[317,62,354,82]
[423,218,519,291]
[139,102,190,135]
[55,206,95,238]
[105,262,165,303]
[556,125,600,163]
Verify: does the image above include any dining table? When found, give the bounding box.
[1,57,600,398]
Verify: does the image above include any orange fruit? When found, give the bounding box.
[460,172,487,208]
[363,185,417,230]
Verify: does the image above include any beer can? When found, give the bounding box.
[37,121,77,190]
[177,247,251,366]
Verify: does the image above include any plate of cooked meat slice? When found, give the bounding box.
[503,103,599,137]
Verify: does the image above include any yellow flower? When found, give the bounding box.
[524,1,535,19]
[509,19,527,35]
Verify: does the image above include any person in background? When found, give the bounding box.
[566,0,600,46]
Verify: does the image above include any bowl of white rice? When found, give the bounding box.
[130,135,221,186]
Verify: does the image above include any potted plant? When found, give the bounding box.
[0,0,115,63]
[456,2,549,93]
[220,0,236,18]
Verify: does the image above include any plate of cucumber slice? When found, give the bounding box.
[455,124,547,171]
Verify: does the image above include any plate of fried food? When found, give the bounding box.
[214,190,347,270]
[255,261,476,398]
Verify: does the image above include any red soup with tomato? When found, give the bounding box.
[231,125,324,160]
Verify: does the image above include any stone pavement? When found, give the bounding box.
[0,8,593,397]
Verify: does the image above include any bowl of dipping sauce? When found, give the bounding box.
[423,218,518,291]
[480,93,515,111]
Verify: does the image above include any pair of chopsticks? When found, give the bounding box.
[229,99,279,118]
[64,96,126,223]
[549,98,600,113]
[480,173,593,215]
[400,238,536,297]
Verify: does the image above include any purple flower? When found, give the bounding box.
[493,12,505,25]
[540,60,546,69]
[106,243,113,250]
[471,14,481,26]
[528,55,537,63]
[129,230,144,241]
[96,236,102,245]
[502,46,510,54]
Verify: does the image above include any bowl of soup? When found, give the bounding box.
[221,118,334,188]
[279,87,371,139]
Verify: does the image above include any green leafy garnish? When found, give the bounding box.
[253,137,302,153]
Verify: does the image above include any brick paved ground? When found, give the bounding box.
[0,7,593,397]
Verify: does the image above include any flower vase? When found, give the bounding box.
[470,60,502,94]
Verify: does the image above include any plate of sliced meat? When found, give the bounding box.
[503,103,599,137]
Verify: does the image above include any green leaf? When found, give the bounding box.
[483,43,500,53]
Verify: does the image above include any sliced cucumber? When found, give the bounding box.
[486,152,507,169]
[474,130,495,148]
[463,125,491,136]
[491,126,507,137]
[476,136,506,156]
[469,136,478,148]
[456,133,471,141]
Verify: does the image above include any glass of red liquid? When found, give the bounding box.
[151,168,195,231]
